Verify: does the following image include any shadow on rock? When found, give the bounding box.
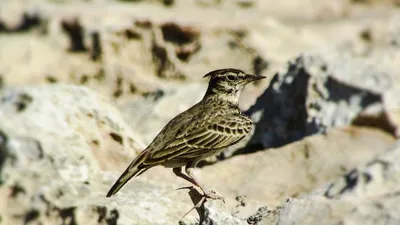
[231,54,388,157]
[0,129,8,185]
[0,12,42,33]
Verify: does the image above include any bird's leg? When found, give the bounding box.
[173,167,210,217]
[185,163,224,201]
[173,167,201,191]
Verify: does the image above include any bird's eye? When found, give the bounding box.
[227,75,236,81]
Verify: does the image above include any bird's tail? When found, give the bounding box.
[106,150,150,197]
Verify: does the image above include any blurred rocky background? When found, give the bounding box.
[1,0,400,224]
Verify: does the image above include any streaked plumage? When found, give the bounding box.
[107,68,265,199]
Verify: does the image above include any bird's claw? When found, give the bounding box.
[203,189,225,203]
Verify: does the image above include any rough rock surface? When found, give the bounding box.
[1,0,400,224]
[244,53,397,151]
[199,127,394,210]
[255,141,400,225]
[0,0,270,102]
[0,85,194,225]
[132,126,395,221]
[0,85,144,170]
[0,85,396,225]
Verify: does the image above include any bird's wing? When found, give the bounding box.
[144,114,253,164]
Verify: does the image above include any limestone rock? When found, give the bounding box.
[0,85,173,225]
[0,0,400,224]
[123,126,394,221]
[245,53,396,151]
[0,1,267,101]
[1,85,395,225]
[0,84,144,170]
[256,141,400,225]
[197,127,394,216]
[180,189,247,225]
[0,84,242,225]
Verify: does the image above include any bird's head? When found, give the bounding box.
[203,68,266,104]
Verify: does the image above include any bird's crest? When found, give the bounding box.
[203,68,244,78]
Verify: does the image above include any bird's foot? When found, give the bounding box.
[177,185,224,202]
[181,187,226,219]
[202,189,225,203]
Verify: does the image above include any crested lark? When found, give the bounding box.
[107,68,265,200]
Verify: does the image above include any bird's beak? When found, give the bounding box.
[247,74,266,82]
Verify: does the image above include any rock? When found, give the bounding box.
[196,200,246,225]
[127,126,394,220]
[180,188,247,225]
[195,126,394,217]
[244,53,397,151]
[0,84,247,225]
[1,85,395,225]
[0,0,400,224]
[0,85,174,225]
[0,1,267,101]
[324,142,400,200]
[247,206,279,225]
[0,84,144,170]
[256,141,400,225]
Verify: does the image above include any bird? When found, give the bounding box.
[106,68,265,201]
